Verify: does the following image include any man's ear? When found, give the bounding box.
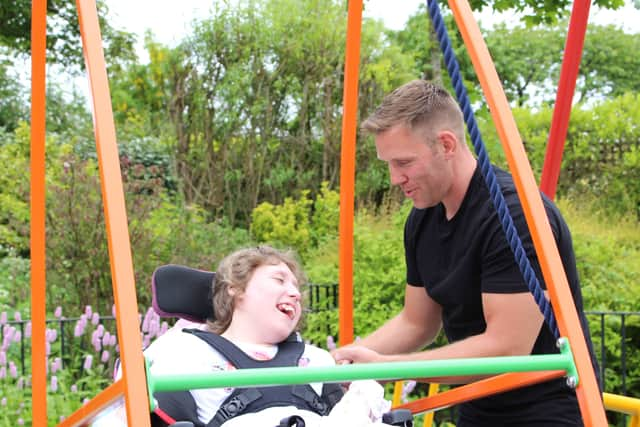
[437,130,458,156]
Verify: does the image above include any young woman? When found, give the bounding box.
[142,246,391,427]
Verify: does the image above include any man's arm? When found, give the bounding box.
[335,285,442,357]
[333,291,544,383]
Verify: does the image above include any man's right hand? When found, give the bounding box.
[331,345,389,365]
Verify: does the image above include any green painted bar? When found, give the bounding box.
[149,352,574,394]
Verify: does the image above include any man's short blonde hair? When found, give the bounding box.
[361,80,465,144]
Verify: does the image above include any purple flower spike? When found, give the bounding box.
[101,350,110,363]
[14,311,21,322]
[17,377,24,389]
[83,355,93,371]
[25,322,31,338]
[70,384,78,393]
[0,366,6,379]
[101,332,109,346]
[50,375,58,392]
[112,304,116,318]
[91,312,100,325]
[0,312,6,324]
[9,361,17,378]
[13,331,21,343]
[85,305,92,317]
[326,335,336,351]
[96,324,104,337]
[0,351,6,366]
[54,306,62,318]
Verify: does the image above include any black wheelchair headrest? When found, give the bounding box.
[151,264,215,323]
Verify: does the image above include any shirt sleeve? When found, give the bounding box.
[404,209,423,287]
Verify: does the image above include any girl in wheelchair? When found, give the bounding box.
[125,246,401,427]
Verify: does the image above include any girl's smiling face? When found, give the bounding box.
[227,262,302,345]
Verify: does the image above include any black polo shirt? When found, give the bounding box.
[404,164,597,425]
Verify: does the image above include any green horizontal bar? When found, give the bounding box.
[149,352,573,394]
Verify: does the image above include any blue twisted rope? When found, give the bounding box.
[425,0,559,339]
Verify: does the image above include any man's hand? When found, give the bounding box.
[331,345,389,364]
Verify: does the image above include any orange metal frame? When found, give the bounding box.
[28,0,605,425]
[30,0,150,425]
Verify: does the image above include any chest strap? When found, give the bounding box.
[182,329,337,427]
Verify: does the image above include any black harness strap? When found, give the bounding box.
[182,329,341,427]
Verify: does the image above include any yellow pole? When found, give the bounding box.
[422,383,440,427]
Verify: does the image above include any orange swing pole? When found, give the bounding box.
[447,1,607,425]
[395,371,565,414]
[74,0,150,424]
[337,0,363,346]
[30,0,48,424]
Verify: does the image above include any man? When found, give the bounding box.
[332,80,599,426]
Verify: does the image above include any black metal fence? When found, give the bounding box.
[1,285,638,399]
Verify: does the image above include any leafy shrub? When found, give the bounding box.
[250,183,340,259]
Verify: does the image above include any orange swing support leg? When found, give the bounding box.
[70,0,151,425]
[30,0,49,425]
[447,0,607,425]
[337,0,363,346]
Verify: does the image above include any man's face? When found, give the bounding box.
[375,125,451,209]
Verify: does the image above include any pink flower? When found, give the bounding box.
[74,322,85,337]
[326,335,336,351]
[101,350,110,363]
[0,366,6,379]
[96,324,105,337]
[91,312,100,325]
[25,322,31,338]
[401,380,417,403]
[50,375,58,392]
[50,358,62,374]
[0,312,6,325]
[70,384,78,393]
[17,418,24,425]
[92,334,102,352]
[83,355,93,371]
[13,331,21,343]
[14,311,21,322]
[9,361,17,378]
[54,306,62,318]
[112,304,116,318]
[17,377,24,389]
[0,351,6,366]
[102,332,112,347]
[46,328,57,343]
[85,306,92,317]
[141,308,153,333]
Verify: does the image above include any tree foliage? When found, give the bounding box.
[108,0,415,226]
[0,0,137,69]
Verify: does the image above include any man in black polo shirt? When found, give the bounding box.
[332,80,599,426]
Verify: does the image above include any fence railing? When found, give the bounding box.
[1,285,637,400]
